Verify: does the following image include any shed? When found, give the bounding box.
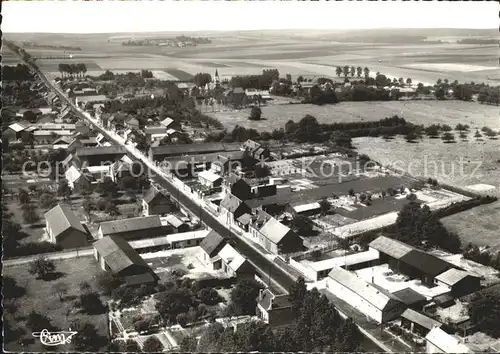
[44,204,88,249]
[98,215,166,241]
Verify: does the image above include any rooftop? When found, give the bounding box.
[198,170,222,183]
[76,146,126,157]
[259,217,293,244]
[199,230,226,258]
[401,308,442,330]
[94,235,151,273]
[44,204,87,238]
[425,327,471,353]
[435,268,478,287]
[369,235,414,260]
[100,215,163,235]
[305,249,380,272]
[218,244,247,272]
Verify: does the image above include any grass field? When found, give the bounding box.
[3,256,109,352]
[208,100,500,132]
[354,135,500,250]
[7,29,498,86]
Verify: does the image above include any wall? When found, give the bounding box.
[326,277,383,324]
[289,257,319,281]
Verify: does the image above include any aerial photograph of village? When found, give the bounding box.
[2,0,499,353]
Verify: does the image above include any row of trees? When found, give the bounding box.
[58,63,87,78]
[230,69,280,90]
[3,64,35,81]
[478,87,500,105]
[335,66,370,79]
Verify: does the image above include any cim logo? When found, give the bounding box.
[32,329,78,346]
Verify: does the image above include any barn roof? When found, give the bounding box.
[328,267,403,311]
[369,235,414,259]
[259,217,294,245]
[400,250,453,277]
[392,287,427,306]
[99,215,162,236]
[435,268,478,287]
[94,235,150,273]
[44,204,86,238]
[401,309,441,330]
[75,146,126,157]
[425,327,471,353]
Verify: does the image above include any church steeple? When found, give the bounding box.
[214,69,220,84]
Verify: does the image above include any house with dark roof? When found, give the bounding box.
[75,146,127,166]
[198,230,227,269]
[218,244,254,279]
[93,235,158,286]
[326,266,406,323]
[165,214,190,233]
[65,165,92,193]
[98,215,167,241]
[256,289,294,327]
[125,117,140,129]
[142,186,176,216]
[434,269,481,297]
[223,174,253,201]
[369,236,456,286]
[392,288,428,310]
[148,142,239,162]
[44,204,88,249]
[219,193,251,226]
[252,217,303,255]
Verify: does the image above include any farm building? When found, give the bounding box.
[369,236,456,286]
[33,130,73,143]
[198,230,227,269]
[392,287,428,310]
[218,244,254,279]
[220,193,251,226]
[256,289,294,327]
[32,123,76,131]
[93,235,158,286]
[326,267,406,323]
[98,215,167,241]
[129,229,209,252]
[160,117,181,130]
[74,146,127,166]
[292,248,380,282]
[425,327,471,353]
[2,123,27,141]
[198,170,223,189]
[44,204,88,249]
[65,165,92,193]
[164,214,190,233]
[52,136,74,149]
[142,186,176,216]
[252,217,303,255]
[434,269,481,297]
[68,137,99,149]
[400,308,442,337]
[290,202,321,216]
[148,142,240,162]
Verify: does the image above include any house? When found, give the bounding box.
[32,123,76,131]
[109,160,133,182]
[369,236,456,286]
[33,130,74,144]
[148,142,234,162]
[98,215,166,241]
[74,146,127,166]
[65,165,92,193]
[290,202,321,217]
[167,229,208,249]
[3,123,27,141]
[235,213,252,232]
[68,137,99,149]
[434,269,481,297]
[164,214,189,233]
[219,193,251,226]
[392,288,428,310]
[160,117,181,130]
[223,174,253,201]
[142,186,176,216]
[198,230,227,269]
[126,117,140,129]
[400,308,442,337]
[145,126,169,142]
[75,121,91,137]
[256,289,294,327]
[218,244,254,278]
[254,217,303,255]
[198,170,223,189]
[44,204,89,249]
[241,139,270,161]
[326,267,406,323]
[93,236,158,286]
[52,136,74,149]
[425,327,471,353]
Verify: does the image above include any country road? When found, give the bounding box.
[19,50,297,294]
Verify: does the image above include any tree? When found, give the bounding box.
[356,66,362,78]
[23,110,38,123]
[19,189,30,204]
[441,132,455,143]
[290,215,314,235]
[330,131,353,148]
[22,204,40,224]
[96,271,122,295]
[406,78,412,86]
[142,336,164,352]
[155,288,194,324]
[229,278,263,316]
[342,65,350,78]
[255,164,271,178]
[180,336,198,352]
[52,282,69,301]
[98,177,118,197]
[468,289,500,338]
[474,130,482,139]
[485,129,498,139]
[80,291,105,314]
[198,287,223,306]
[40,192,58,210]
[459,131,468,140]
[350,66,356,77]
[406,193,417,202]
[58,179,72,200]
[435,87,445,99]
[297,75,305,82]
[405,131,418,143]
[288,277,308,317]
[363,67,370,79]
[249,106,262,121]
[295,115,320,142]
[335,318,363,351]
[26,310,54,331]
[319,198,331,215]
[125,339,142,352]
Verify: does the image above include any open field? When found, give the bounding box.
[354,136,500,250]
[6,29,498,86]
[3,256,109,352]
[209,100,500,132]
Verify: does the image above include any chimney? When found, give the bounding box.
[259,289,264,301]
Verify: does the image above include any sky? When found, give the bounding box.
[3,0,498,33]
